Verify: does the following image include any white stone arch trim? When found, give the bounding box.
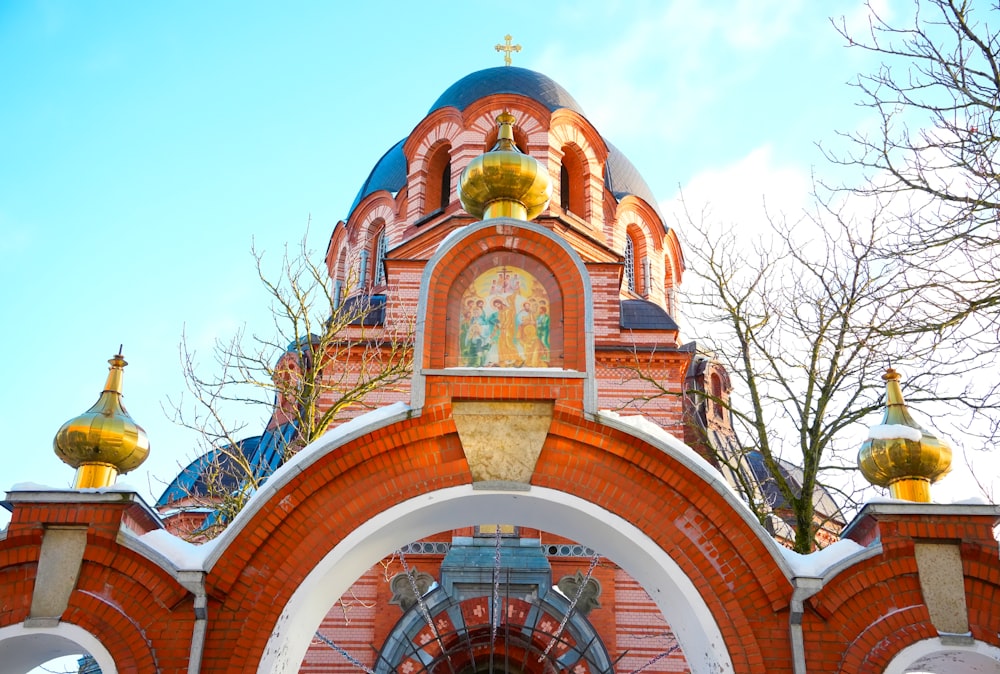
[409,217,598,412]
[406,120,462,219]
[410,120,463,161]
[0,622,118,674]
[254,485,737,674]
[549,121,604,228]
[882,637,1000,674]
[355,202,396,248]
[549,121,600,165]
[452,106,548,172]
[203,401,792,581]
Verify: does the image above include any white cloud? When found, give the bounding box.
[838,0,893,41]
[534,0,810,144]
[661,144,812,229]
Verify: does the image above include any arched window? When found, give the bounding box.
[624,235,636,293]
[334,248,348,308]
[373,228,388,285]
[559,146,585,216]
[710,372,724,418]
[426,144,452,215]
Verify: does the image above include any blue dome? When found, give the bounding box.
[429,66,585,115]
[347,138,408,217]
[346,68,661,222]
[605,142,663,219]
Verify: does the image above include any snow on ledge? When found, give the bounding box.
[778,539,866,577]
[9,482,60,491]
[9,481,142,494]
[136,529,218,571]
[867,424,922,441]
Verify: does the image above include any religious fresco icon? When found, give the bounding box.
[458,265,552,367]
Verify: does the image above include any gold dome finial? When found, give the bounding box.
[54,350,150,489]
[459,111,551,221]
[858,367,952,502]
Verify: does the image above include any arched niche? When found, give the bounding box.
[447,252,563,368]
[882,637,1000,674]
[411,218,594,378]
[0,622,118,674]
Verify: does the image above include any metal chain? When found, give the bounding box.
[538,553,600,661]
[314,630,376,674]
[491,525,503,643]
[397,547,456,674]
[626,644,681,674]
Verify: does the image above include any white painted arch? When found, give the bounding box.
[883,637,1000,674]
[257,485,735,674]
[0,622,118,674]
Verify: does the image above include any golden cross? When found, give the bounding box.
[495,34,521,66]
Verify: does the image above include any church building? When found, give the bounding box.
[2,57,1000,674]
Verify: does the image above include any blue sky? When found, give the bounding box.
[3,0,989,528]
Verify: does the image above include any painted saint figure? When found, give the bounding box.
[456,265,555,368]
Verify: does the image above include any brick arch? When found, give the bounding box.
[424,140,453,214]
[806,537,1000,673]
[0,533,191,673]
[550,112,606,231]
[348,194,398,240]
[199,404,793,674]
[558,142,588,218]
[459,99,550,170]
[411,218,594,377]
[404,108,463,220]
[622,222,648,296]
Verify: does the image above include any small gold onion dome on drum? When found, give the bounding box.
[54,352,150,489]
[858,367,952,502]
[459,110,551,221]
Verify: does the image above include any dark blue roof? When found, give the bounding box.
[347,138,408,216]
[605,142,663,219]
[429,66,585,115]
[156,423,297,508]
[620,299,678,331]
[744,451,843,521]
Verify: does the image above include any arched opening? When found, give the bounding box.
[0,623,118,674]
[256,486,735,674]
[426,144,452,215]
[334,247,348,308]
[663,252,678,317]
[882,637,1000,674]
[484,127,529,154]
[559,145,586,217]
[710,372,724,419]
[623,226,648,297]
[373,226,388,286]
[623,234,637,294]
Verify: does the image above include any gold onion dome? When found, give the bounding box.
[858,367,952,502]
[459,110,551,221]
[54,352,150,489]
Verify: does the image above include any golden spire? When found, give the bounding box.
[458,111,551,221]
[495,34,521,66]
[857,367,952,502]
[54,351,150,489]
